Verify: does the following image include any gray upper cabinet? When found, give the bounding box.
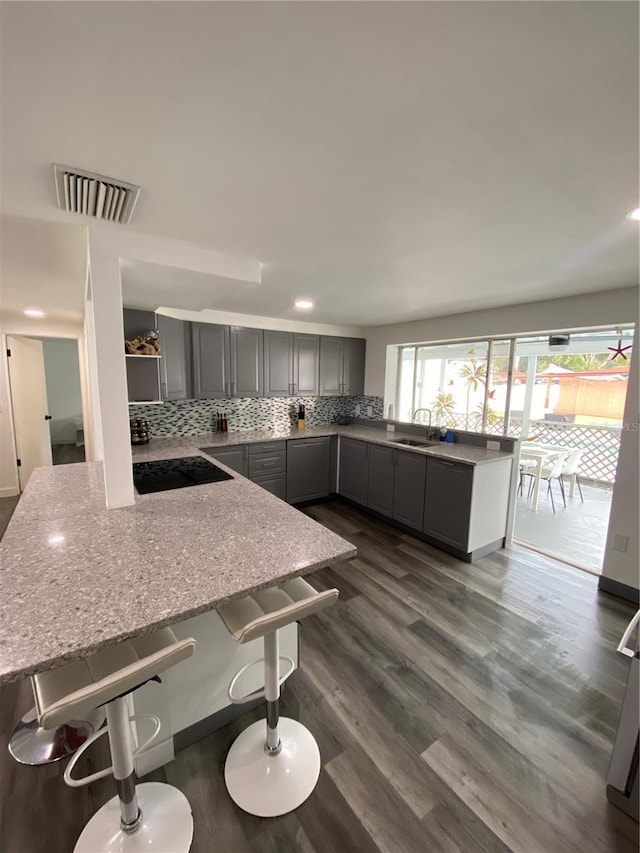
[343,338,366,396]
[423,458,473,550]
[264,331,319,396]
[319,336,366,396]
[229,326,263,398]
[287,437,330,503]
[319,337,344,396]
[264,330,294,397]
[192,323,230,398]
[338,437,369,505]
[157,314,191,400]
[293,334,319,396]
[367,444,395,517]
[123,307,161,403]
[393,450,427,531]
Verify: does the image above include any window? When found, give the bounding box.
[394,326,634,438]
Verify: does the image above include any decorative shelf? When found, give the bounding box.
[125,353,162,358]
[128,401,165,406]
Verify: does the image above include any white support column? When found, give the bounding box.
[88,231,134,508]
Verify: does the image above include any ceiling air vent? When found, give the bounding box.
[53,164,141,225]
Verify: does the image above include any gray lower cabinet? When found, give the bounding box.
[293,334,320,396]
[367,444,395,516]
[157,314,191,400]
[251,472,287,501]
[423,458,473,550]
[248,449,286,478]
[286,437,331,503]
[200,445,248,477]
[229,326,264,397]
[392,450,427,531]
[264,330,294,397]
[338,437,369,505]
[192,323,230,399]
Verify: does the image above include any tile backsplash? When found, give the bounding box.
[129,395,384,437]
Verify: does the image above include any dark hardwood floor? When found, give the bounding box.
[1,498,637,852]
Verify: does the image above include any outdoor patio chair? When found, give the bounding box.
[528,451,569,514]
[561,447,585,503]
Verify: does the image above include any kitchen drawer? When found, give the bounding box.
[251,472,287,501]
[249,441,286,455]
[249,450,286,477]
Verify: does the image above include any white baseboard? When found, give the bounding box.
[0,487,19,498]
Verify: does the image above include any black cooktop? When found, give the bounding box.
[133,456,233,494]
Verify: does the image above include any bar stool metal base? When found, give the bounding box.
[8,706,106,765]
[73,782,193,853]
[225,717,321,817]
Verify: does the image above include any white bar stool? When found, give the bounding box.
[218,577,338,817]
[34,627,196,853]
[8,680,105,765]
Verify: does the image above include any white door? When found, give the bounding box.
[7,336,53,490]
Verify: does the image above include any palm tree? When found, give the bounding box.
[459,360,486,429]
[431,391,456,427]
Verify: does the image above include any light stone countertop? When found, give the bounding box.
[0,460,356,685]
[132,423,513,467]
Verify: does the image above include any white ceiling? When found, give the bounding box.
[1,2,638,327]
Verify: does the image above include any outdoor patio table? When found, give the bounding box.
[519,444,569,511]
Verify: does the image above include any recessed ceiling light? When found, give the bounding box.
[24,308,45,317]
[294,299,314,310]
[626,207,640,221]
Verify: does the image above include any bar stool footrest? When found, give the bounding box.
[64,714,161,788]
[228,655,295,705]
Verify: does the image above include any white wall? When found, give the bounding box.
[601,325,639,594]
[0,335,19,497]
[363,287,639,397]
[36,339,83,445]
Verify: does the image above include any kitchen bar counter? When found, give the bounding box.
[0,460,355,685]
[133,423,513,467]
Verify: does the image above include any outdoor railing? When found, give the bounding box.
[439,412,620,485]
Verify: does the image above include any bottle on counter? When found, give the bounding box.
[222,413,228,433]
[297,403,306,430]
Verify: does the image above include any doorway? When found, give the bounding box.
[510,327,633,573]
[7,335,85,491]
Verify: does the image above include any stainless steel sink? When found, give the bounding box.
[392,438,433,447]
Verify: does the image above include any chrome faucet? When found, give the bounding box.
[412,408,432,438]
